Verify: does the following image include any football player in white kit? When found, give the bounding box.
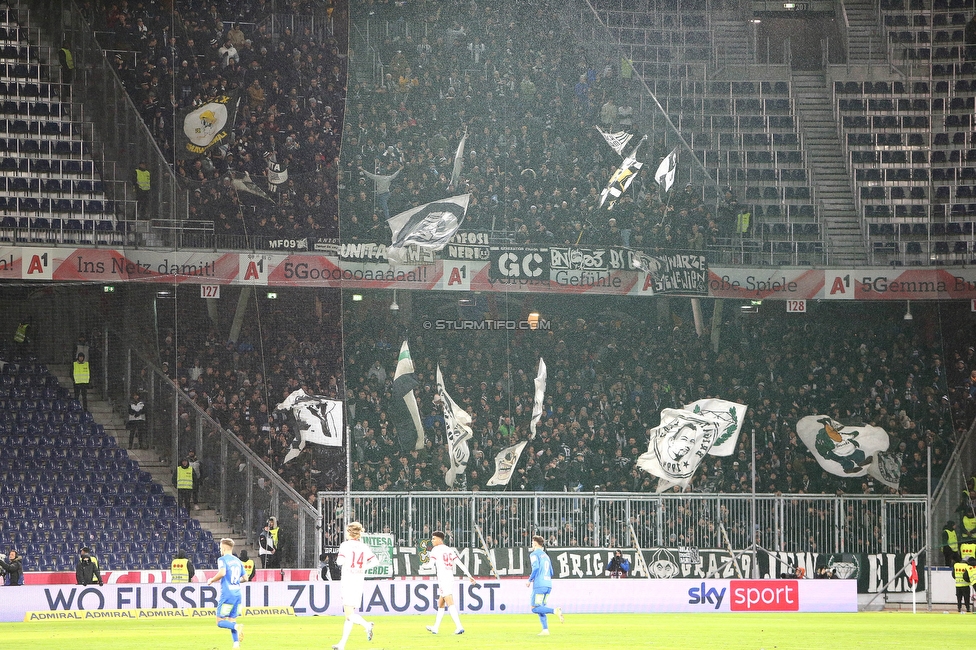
[422,530,478,635]
[333,521,379,650]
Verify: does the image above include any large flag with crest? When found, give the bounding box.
[436,366,473,488]
[594,125,635,157]
[796,415,890,479]
[654,147,678,194]
[530,357,547,439]
[487,441,527,487]
[387,194,470,263]
[391,341,425,452]
[598,135,647,210]
[274,389,343,464]
[637,398,749,491]
[682,399,747,456]
[637,408,720,490]
[178,92,239,159]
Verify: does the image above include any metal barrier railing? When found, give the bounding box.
[93,322,321,567]
[318,491,928,556]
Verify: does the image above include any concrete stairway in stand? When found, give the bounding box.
[843,0,889,65]
[49,364,258,564]
[791,71,867,265]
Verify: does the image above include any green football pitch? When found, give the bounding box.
[0,612,970,650]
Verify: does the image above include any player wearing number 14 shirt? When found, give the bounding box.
[334,522,379,650]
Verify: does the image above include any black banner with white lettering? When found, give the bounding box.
[391,546,921,593]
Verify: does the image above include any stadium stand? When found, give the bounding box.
[0,6,123,245]
[0,346,216,571]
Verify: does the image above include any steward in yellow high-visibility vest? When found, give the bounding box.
[171,551,194,583]
[174,458,194,513]
[955,559,975,613]
[944,521,961,566]
[72,352,90,411]
[58,42,74,85]
[13,322,28,343]
[134,161,151,219]
[239,550,255,581]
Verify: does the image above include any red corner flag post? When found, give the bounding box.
[908,558,918,614]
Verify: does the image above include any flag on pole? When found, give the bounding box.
[795,415,890,479]
[654,147,679,194]
[450,129,467,187]
[868,450,903,489]
[636,408,719,490]
[683,398,747,457]
[436,366,473,488]
[267,154,288,192]
[274,389,343,464]
[908,558,918,587]
[598,135,647,210]
[391,341,425,452]
[530,357,547,439]
[178,92,239,159]
[594,125,634,157]
[387,194,470,264]
[231,171,273,202]
[486,441,527,487]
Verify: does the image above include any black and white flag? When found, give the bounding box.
[391,341,425,452]
[530,357,546,439]
[387,194,470,264]
[436,365,473,488]
[594,125,634,157]
[598,135,647,210]
[274,389,343,464]
[487,441,527,487]
[267,154,288,192]
[231,171,273,202]
[450,129,467,188]
[654,147,678,194]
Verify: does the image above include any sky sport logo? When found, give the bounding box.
[423,319,551,331]
[729,580,799,612]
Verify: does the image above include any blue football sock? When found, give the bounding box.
[231,629,238,642]
[539,613,548,629]
[217,620,235,631]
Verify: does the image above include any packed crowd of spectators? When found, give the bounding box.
[159,294,974,505]
[88,0,346,240]
[340,0,740,251]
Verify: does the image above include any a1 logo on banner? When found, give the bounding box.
[442,263,471,291]
[823,271,854,300]
[786,299,806,313]
[21,248,56,280]
[239,255,270,285]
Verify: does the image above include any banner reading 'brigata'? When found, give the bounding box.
[4,245,976,300]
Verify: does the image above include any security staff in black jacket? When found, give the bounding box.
[76,547,103,586]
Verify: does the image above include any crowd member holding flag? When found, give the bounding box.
[422,531,477,635]
[358,162,401,221]
[334,522,378,650]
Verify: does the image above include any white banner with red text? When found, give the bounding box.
[3,246,976,300]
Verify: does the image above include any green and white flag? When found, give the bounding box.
[796,415,889,478]
[683,398,747,457]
